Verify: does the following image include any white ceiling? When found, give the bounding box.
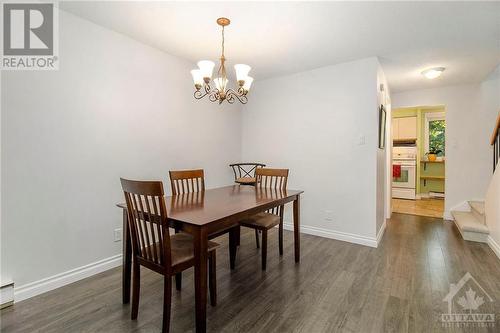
[59,1,500,93]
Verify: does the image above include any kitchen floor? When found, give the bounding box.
[392,198,444,218]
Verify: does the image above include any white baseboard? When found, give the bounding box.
[376,219,387,246]
[14,254,122,303]
[487,236,500,261]
[283,222,379,248]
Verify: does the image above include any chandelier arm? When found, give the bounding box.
[209,90,220,102]
[194,84,212,99]
[226,88,248,104]
[237,87,248,96]
[194,90,207,100]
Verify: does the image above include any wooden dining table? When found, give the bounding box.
[117,184,303,333]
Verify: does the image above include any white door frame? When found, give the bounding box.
[385,102,393,219]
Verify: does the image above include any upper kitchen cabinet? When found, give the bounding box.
[393,116,417,141]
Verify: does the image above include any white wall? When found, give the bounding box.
[241,57,383,246]
[482,65,500,256]
[392,80,498,218]
[1,11,241,290]
[480,65,500,126]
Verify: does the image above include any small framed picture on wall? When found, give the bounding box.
[378,104,386,149]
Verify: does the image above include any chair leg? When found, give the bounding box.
[279,221,284,256]
[175,273,182,291]
[261,230,268,270]
[131,261,140,320]
[229,228,237,270]
[236,225,241,247]
[162,275,172,333]
[209,251,217,306]
[255,229,260,248]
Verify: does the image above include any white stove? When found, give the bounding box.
[392,146,417,200]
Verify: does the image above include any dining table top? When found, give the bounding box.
[117,185,303,226]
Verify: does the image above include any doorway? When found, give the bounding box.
[391,106,446,218]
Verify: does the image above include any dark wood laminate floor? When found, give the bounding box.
[2,213,500,332]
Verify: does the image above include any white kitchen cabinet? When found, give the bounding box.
[393,116,417,140]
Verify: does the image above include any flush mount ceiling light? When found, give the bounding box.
[191,17,253,105]
[421,67,445,79]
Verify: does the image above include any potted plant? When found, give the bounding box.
[426,147,442,161]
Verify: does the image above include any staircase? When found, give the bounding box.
[451,201,488,243]
[450,110,500,252]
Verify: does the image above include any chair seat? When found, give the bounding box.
[240,212,281,230]
[171,233,219,266]
[235,177,256,184]
[143,233,219,267]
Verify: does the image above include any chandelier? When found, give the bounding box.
[191,17,253,104]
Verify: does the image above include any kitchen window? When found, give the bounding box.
[424,112,445,156]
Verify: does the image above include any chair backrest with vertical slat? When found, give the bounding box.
[169,169,205,195]
[256,168,289,190]
[255,168,289,216]
[120,178,171,271]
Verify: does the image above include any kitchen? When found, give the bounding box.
[392,106,446,218]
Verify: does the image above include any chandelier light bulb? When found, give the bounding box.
[234,64,251,83]
[191,69,204,88]
[214,77,228,92]
[197,60,215,81]
[242,76,253,92]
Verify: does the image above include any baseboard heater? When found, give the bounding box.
[429,191,445,198]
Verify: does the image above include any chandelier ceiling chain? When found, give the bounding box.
[221,24,225,58]
[191,17,253,105]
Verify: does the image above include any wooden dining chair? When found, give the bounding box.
[239,168,289,270]
[169,169,205,195]
[230,163,266,185]
[169,169,239,271]
[120,178,218,333]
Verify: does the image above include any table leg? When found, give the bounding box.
[293,195,301,263]
[193,226,208,333]
[122,208,132,304]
